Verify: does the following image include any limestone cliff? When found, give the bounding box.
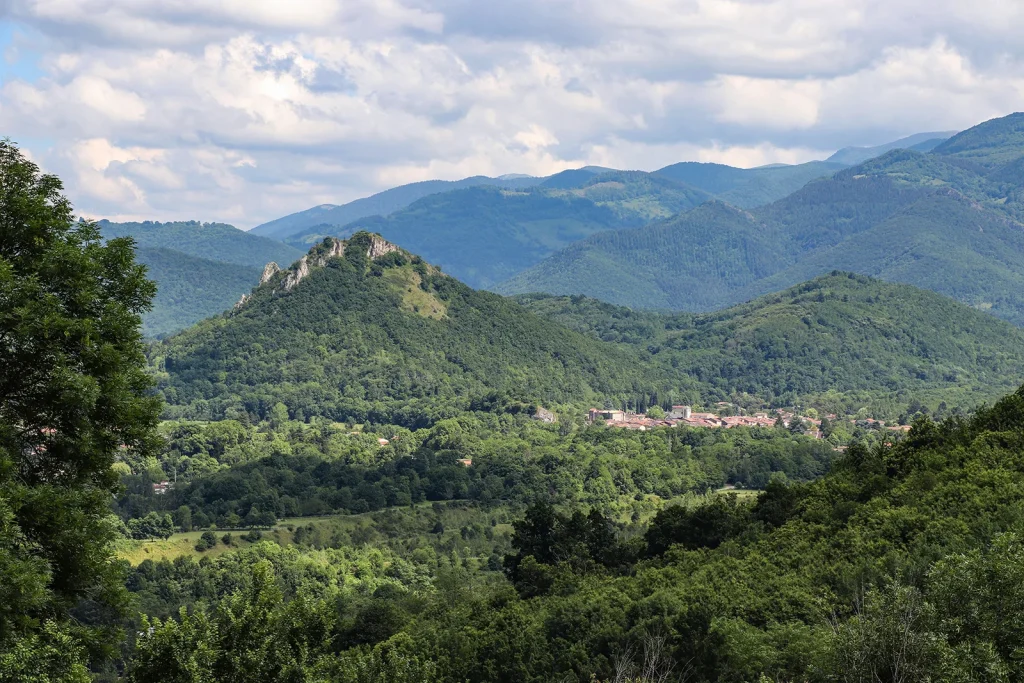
[236,233,403,308]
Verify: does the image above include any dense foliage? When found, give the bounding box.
[99,219,302,270]
[0,141,160,680]
[134,248,260,338]
[151,233,679,426]
[115,412,835,530]
[98,220,302,336]
[117,381,1024,681]
[517,272,1024,415]
[337,184,647,289]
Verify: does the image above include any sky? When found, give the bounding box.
[1,1,1023,229]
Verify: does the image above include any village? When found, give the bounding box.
[587,404,914,439]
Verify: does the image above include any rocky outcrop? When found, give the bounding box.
[270,233,403,293]
[260,262,281,285]
[367,234,400,259]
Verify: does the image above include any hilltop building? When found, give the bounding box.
[588,409,626,423]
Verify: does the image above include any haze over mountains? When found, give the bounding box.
[500,113,1024,324]
[103,115,1024,338]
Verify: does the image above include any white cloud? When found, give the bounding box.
[1,0,1023,227]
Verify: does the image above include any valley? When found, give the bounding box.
[10,104,1024,683]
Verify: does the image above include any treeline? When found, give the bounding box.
[115,413,836,535]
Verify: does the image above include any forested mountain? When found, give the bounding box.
[932,111,1024,168]
[151,232,680,426]
[98,220,303,336]
[652,159,845,208]
[153,231,1024,425]
[249,174,543,241]
[517,272,1024,413]
[135,248,260,338]
[99,219,301,268]
[251,130,945,248]
[499,112,1024,323]
[289,177,711,289]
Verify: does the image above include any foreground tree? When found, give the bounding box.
[0,140,160,679]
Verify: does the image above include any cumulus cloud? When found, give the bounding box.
[0,0,1022,226]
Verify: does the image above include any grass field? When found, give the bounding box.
[117,488,765,565]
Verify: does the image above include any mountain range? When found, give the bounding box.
[499,113,1024,325]
[104,124,991,336]
[152,234,1024,426]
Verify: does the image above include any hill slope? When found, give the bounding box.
[151,232,676,426]
[653,160,846,208]
[153,236,1024,426]
[100,219,302,269]
[517,273,1024,410]
[99,220,302,336]
[136,248,260,338]
[499,112,1024,323]
[825,130,956,165]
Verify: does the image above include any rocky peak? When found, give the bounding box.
[259,262,281,285]
[244,233,405,299]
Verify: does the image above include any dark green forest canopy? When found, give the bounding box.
[123,380,1024,682]
[516,272,1024,413]
[0,141,161,680]
[98,220,302,336]
[98,219,301,269]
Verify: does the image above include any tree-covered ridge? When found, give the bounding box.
[249,174,544,241]
[498,113,1024,323]
[152,232,679,427]
[154,229,1024,429]
[517,272,1024,414]
[98,219,303,336]
[134,248,260,338]
[933,110,1024,168]
[98,219,302,269]
[653,159,846,208]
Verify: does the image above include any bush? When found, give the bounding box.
[194,531,218,552]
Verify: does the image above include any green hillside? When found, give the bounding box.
[497,201,784,310]
[543,170,712,221]
[518,272,1024,410]
[744,194,1024,324]
[98,220,301,336]
[500,113,1024,323]
[99,219,302,268]
[136,248,259,338]
[151,232,678,426]
[153,229,1024,428]
[933,111,1024,168]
